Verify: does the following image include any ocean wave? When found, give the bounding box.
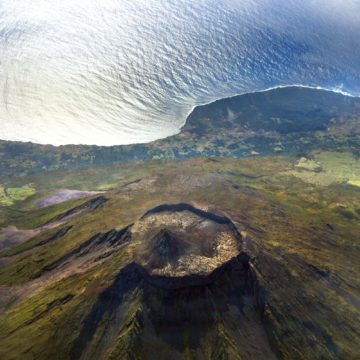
[0,0,359,146]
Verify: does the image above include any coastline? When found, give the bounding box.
[0,84,358,149]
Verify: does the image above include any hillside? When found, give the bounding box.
[0,87,359,359]
[0,154,359,359]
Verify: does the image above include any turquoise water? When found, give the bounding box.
[0,0,359,145]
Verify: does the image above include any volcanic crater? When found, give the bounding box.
[130,203,245,288]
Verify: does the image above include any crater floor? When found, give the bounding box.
[131,203,242,278]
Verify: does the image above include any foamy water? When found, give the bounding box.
[0,0,359,145]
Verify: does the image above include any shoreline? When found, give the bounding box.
[1,84,358,149]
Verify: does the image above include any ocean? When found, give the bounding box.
[0,0,359,145]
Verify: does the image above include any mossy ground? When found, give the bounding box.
[287,151,360,186]
[0,153,359,359]
[0,185,36,206]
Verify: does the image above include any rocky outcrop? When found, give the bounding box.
[46,196,108,224]
[35,224,132,277]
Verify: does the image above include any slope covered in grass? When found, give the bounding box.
[0,156,359,359]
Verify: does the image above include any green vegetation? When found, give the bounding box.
[0,184,36,206]
[0,87,359,180]
[0,87,359,359]
[287,151,360,186]
[0,154,359,359]
[348,179,360,187]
